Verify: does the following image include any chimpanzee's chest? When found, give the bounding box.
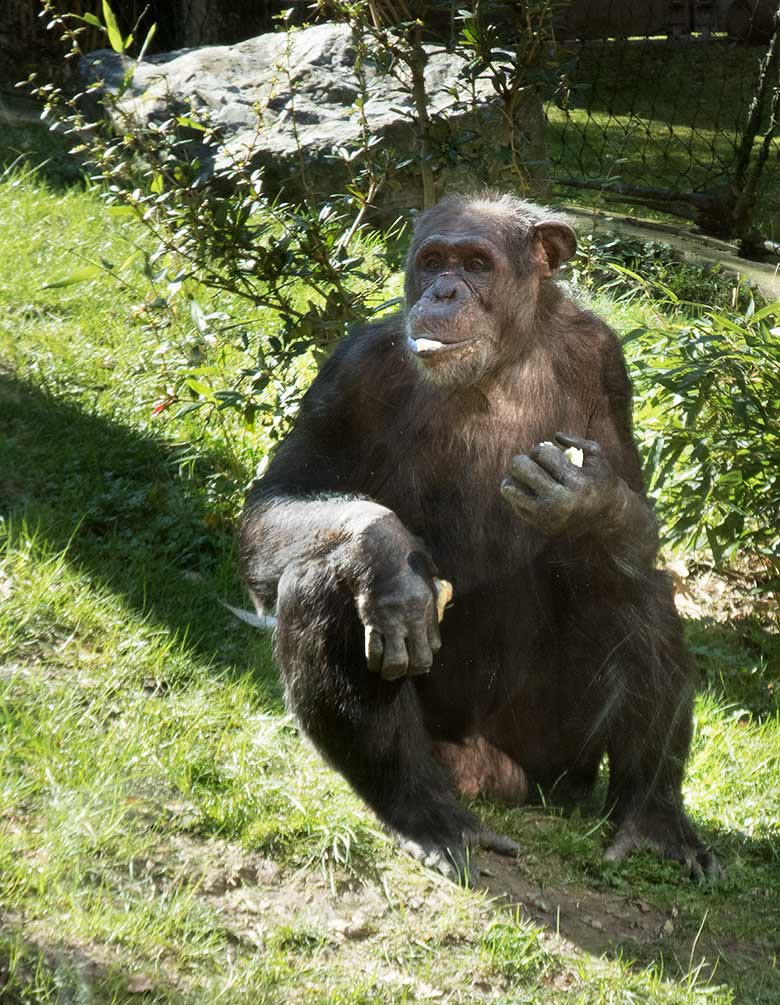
[362,415,549,589]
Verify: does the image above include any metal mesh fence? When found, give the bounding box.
[543,3,780,244]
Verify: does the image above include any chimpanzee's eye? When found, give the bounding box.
[422,252,443,271]
[466,256,491,272]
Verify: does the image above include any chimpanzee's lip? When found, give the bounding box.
[407,335,477,355]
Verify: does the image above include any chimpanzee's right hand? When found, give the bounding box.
[351,519,442,680]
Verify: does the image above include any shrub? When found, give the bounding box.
[31,1,401,442]
[626,303,780,569]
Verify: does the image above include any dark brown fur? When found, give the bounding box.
[240,192,716,881]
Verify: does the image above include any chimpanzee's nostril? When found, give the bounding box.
[433,280,459,302]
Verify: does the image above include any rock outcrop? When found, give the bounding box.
[83,22,548,212]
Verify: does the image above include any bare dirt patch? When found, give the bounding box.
[164,833,772,988]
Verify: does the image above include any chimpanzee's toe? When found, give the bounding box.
[398,824,518,885]
[605,814,721,884]
[474,827,520,857]
[398,836,474,885]
[668,845,722,884]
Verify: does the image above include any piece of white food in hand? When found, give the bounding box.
[433,577,453,623]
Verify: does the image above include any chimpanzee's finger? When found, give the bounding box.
[365,626,384,673]
[427,613,442,654]
[406,620,433,675]
[500,477,537,515]
[509,453,560,495]
[531,441,578,483]
[554,432,601,455]
[381,630,409,680]
[700,851,722,883]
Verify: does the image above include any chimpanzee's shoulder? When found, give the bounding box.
[318,315,407,384]
[303,315,409,420]
[337,314,407,364]
[552,297,632,403]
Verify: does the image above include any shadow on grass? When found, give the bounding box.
[0,369,279,701]
[686,618,780,721]
[0,121,86,190]
[480,832,780,1005]
[476,807,780,1004]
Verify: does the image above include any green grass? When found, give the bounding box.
[0,153,778,1003]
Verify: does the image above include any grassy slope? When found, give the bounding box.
[0,169,778,1004]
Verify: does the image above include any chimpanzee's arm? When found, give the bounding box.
[239,337,441,678]
[501,325,659,574]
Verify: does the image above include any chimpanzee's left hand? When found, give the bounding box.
[500,433,627,537]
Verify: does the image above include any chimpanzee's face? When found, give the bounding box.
[405,222,511,384]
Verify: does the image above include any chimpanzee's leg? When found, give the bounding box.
[274,563,517,879]
[600,571,719,881]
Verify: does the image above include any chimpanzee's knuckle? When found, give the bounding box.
[547,483,568,506]
[408,639,433,671]
[381,664,407,681]
[532,440,555,460]
[509,453,530,476]
[500,478,517,501]
[404,581,434,610]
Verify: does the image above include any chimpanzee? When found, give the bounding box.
[240,192,717,882]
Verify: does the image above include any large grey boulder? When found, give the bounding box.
[82,22,548,212]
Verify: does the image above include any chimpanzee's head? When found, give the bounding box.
[404,193,576,386]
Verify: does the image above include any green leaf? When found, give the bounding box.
[709,313,751,337]
[42,265,103,289]
[175,116,207,132]
[750,302,780,323]
[137,22,157,63]
[705,526,724,564]
[102,0,125,53]
[189,300,209,334]
[184,378,214,399]
[174,401,204,419]
[187,365,221,376]
[74,13,104,30]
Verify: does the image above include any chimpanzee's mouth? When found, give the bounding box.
[407,335,476,355]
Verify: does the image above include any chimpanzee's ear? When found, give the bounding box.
[532,221,577,275]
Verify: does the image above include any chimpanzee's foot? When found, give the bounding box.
[399,826,520,885]
[433,737,528,805]
[605,812,720,883]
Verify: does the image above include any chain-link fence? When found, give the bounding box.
[544,1,780,248]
